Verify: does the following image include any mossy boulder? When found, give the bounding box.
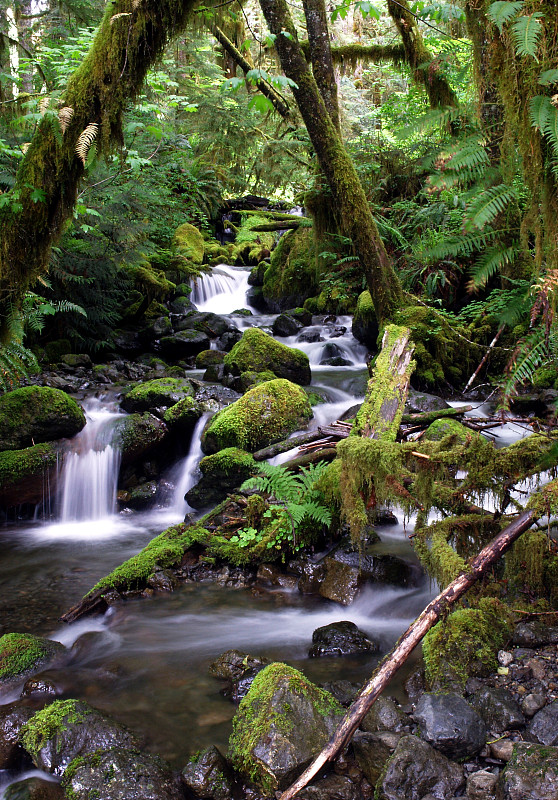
[228,662,344,794]
[352,290,379,350]
[111,413,168,465]
[0,634,67,689]
[163,396,203,437]
[499,742,558,800]
[185,448,257,508]
[173,222,205,265]
[424,418,477,444]
[0,387,85,451]
[0,442,63,508]
[175,311,238,338]
[263,228,318,310]
[224,328,311,386]
[20,699,137,776]
[201,379,312,454]
[195,349,225,369]
[120,378,194,413]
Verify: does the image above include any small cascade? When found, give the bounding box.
[170,413,211,517]
[191,265,254,314]
[58,401,122,522]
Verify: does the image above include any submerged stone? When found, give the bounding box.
[0,703,34,768]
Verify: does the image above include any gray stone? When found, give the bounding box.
[360,695,410,734]
[414,692,487,759]
[489,738,514,761]
[147,569,178,592]
[159,330,210,359]
[309,621,379,658]
[297,774,360,800]
[467,769,498,799]
[352,731,398,786]
[512,622,558,647]
[498,742,558,799]
[319,559,362,605]
[377,734,465,800]
[406,390,450,413]
[521,693,547,717]
[181,745,233,800]
[525,699,558,745]
[0,704,33,768]
[273,313,303,337]
[470,687,525,732]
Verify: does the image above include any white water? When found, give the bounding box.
[170,413,212,517]
[191,264,255,314]
[58,401,123,523]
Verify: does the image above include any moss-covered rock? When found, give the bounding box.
[424,418,478,443]
[0,442,62,508]
[0,386,85,451]
[201,379,312,454]
[263,228,318,310]
[0,634,67,688]
[228,662,343,795]
[195,349,225,368]
[111,413,168,465]
[352,290,379,350]
[185,448,257,508]
[120,377,194,413]
[163,396,203,437]
[499,742,558,800]
[173,222,204,265]
[224,328,311,386]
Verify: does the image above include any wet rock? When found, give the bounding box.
[112,413,168,465]
[318,559,362,605]
[273,313,303,337]
[111,329,143,357]
[321,357,352,367]
[329,545,420,588]
[0,634,67,691]
[406,390,450,413]
[377,734,465,800]
[352,291,378,349]
[159,330,211,360]
[61,747,183,800]
[162,396,203,438]
[123,481,158,510]
[146,315,172,340]
[69,632,111,663]
[321,680,360,707]
[120,377,194,413]
[229,662,344,794]
[185,448,256,509]
[512,621,558,647]
[360,696,410,734]
[298,561,326,594]
[20,675,59,699]
[20,699,138,776]
[209,650,271,683]
[525,699,558,745]
[467,769,498,800]
[0,386,85,452]
[0,703,34,768]
[0,441,64,508]
[217,330,243,351]
[3,775,64,800]
[404,667,425,703]
[177,311,237,339]
[498,742,558,799]
[182,745,234,800]
[414,693,487,759]
[296,774,360,800]
[147,569,178,592]
[309,621,379,658]
[352,731,399,787]
[297,327,324,343]
[224,328,311,385]
[169,295,193,314]
[470,687,525,732]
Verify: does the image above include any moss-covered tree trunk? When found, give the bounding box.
[302,0,340,132]
[0,0,198,334]
[258,0,403,324]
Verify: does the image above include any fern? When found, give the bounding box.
[465,184,517,230]
[487,1,524,31]
[425,229,501,261]
[75,123,99,165]
[468,243,519,289]
[529,95,553,131]
[511,13,543,60]
[500,328,549,407]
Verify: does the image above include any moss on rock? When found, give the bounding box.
[263,228,318,309]
[424,418,477,443]
[0,633,66,685]
[163,396,202,436]
[201,379,312,454]
[352,290,379,349]
[111,413,168,464]
[224,328,311,386]
[185,448,257,508]
[0,442,62,507]
[0,386,85,451]
[121,377,194,413]
[20,699,92,760]
[173,222,205,265]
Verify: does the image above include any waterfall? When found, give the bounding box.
[58,401,123,522]
[191,265,253,314]
[170,413,211,517]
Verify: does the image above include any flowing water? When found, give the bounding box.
[1,266,434,793]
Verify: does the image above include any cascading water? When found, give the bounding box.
[170,413,212,517]
[58,400,122,522]
[191,264,254,314]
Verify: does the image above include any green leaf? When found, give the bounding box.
[511,13,543,60]
[487,1,524,32]
[538,69,558,86]
[248,95,274,114]
[30,188,46,203]
[529,95,553,131]
[543,106,558,151]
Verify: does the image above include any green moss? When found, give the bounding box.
[0,633,61,681]
[0,386,85,451]
[122,377,194,411]
[163,396,201,430]
[224,327,311,385]
[201,379,312,454]
[0,442,60,492]
[424,418,477,443]
[195,350,225,368]
[422,598,514,690]
[263,227,318,306]
[87,523,210,595]
[174,222,205,265]
[20,700,91,757]
[199,447,256,477]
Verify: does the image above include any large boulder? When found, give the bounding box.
[201,379,312,454]
[20,699,137,776]
[308,621,379,658]
[376,735,465,800]
[185,448,256,508]
[120,378,194,412]
[111,413,169,465]
[0,387,85,452]
[174,221,205,264]
[414,692,487,759]
[228,662,343,794]
[0,442,63,507]
[61,746,183,800]
[470,687,525,733]
[224,328,311,385]
[175,311,238,338]
[0,634,67,691]
[352,291,379,350]
[498,742,558,799]
[163,396,203,438]
[158,330,211,360]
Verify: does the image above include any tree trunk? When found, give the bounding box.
[302,0,340,132]
[279,508,537,800]
[258,0,403,324]
[0,0,198,334]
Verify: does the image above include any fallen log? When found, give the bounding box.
[250,219,310,232]
[279,508,537,800]
[252,430,325,460]
[400,405,473,426]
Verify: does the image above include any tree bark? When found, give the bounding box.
[279,508,537,800]
[302,0,340,132]
[258,0,403,324]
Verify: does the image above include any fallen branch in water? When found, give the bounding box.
[278,508,537,800]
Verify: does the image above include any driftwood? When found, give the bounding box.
[464,324,505,393]
[279,508,537,800]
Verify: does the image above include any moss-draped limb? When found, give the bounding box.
[0,0,199,333]
[302,0,340,132]
[386,0,458,109]
[210,24,291,118]
[258,0,403,324]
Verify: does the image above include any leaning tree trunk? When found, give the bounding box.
[302,0,340,132]
[0,0,198,335]
[258,0,403,324]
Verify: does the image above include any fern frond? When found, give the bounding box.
[58,107,74,134]
[542,106,558,152]
[466,184,517,230]
[511,13,543,59]
[110,12,132,23]
[425,229,500,261]
[75,123,99,165]
[468,244,519,290]
[501,329,549,406]
[487,1,524,32]
[529,95,552,131]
